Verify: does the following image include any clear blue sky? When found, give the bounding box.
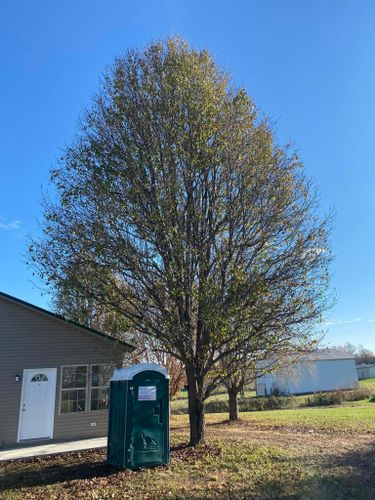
[1,1,375,349]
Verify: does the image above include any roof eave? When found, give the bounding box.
[0,291,135,352]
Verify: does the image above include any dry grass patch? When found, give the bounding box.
[0,438,307,499]
[2,407,375,499]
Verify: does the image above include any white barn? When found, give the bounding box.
[356,364,375,380]
[256,349,358,396]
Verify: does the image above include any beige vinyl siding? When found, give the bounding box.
[0,297,125,448]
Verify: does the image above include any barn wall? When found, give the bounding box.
[284,359,358,394]
[357,366,375,380]
[357,367,370,380]
[256,359,358,396]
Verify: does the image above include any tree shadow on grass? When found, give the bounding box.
[321,440,375,490]
[205,418,239,427]
[0,458,115,492]
[0,445,186,493]
[1,441,375,498]
[205,475,375,500]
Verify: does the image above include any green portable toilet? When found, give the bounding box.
[107,363,170,469]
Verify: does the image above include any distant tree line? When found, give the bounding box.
[335,342,375,365]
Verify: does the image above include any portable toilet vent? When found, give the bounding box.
[107,363,170,469]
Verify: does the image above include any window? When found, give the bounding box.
[59,364,113,414]
[31,373,48,382]
[60,366,87,413]
[90,365,112,411]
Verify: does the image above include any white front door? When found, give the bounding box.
[18,368,57,441]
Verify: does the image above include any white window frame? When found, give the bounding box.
[59,363,113,414]
[59,364,89,415]
[90,363,113,412]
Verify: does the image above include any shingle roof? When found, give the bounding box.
[0,291,134,351]
[302,348,354,361]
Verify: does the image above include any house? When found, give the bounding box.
[356,363,375,380]
[0,291,133,449]
[256,348,358,396]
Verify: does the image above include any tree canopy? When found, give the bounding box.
[30,38,333,445]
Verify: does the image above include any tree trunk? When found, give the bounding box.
[186,365,205,446]
[228,386,239,421]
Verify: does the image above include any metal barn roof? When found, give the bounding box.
[301,348,354,361]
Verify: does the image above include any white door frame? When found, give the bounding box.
[17,368,57,442]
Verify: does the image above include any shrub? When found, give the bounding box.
[201,395,298,414]
[239,395,298,412]
[210,386,228,396]
[304,388,372,407]
[205,399,229,413]
[171,387,374,415]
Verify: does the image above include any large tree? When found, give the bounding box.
[30,38,332,445]
[54,280,186,398]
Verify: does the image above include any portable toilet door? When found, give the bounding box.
[108,363,170,469]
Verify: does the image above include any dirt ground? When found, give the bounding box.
[2,416,375,498]
[196,418,375,489]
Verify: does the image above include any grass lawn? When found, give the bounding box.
[2,404,375,499]
[359,377,375,389]
[171,389,256,413]
[202,404,375,433]
[171,377,375,414]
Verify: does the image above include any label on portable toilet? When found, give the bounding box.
[138,386,157,401]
